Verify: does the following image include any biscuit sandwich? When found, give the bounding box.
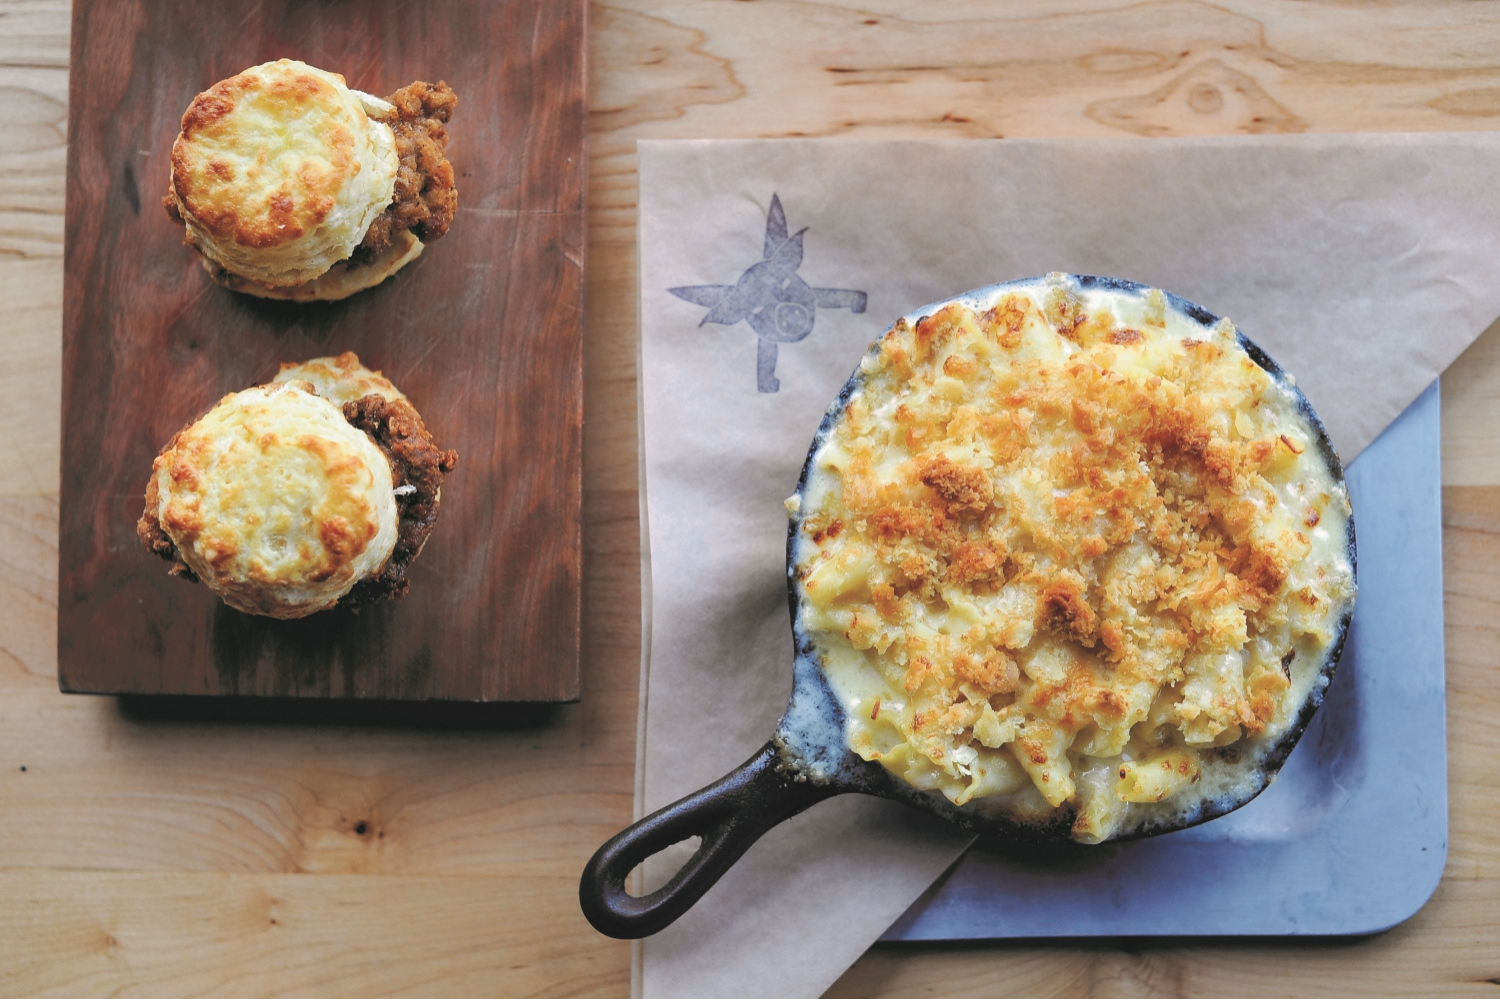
[138,352,458,618]
[163,59,458,301]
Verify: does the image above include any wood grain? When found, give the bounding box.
[1,0,1499,995]
[1444,317,1500,486]
[57,0,586,701]
[0,871,623,997]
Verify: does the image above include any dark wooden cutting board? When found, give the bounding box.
[58,0,585,701]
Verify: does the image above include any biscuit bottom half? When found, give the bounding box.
[204,230,423,303]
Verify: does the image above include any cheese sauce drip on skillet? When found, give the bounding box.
[790,276,1355,843]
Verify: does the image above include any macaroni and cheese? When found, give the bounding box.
[789,275,1355,843]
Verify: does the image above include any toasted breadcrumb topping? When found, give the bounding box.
[795,280,1353,841]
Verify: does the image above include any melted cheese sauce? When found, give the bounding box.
[790,276,1355,842]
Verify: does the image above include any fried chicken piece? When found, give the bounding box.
[339,393,459,604]
[348,81,459,268]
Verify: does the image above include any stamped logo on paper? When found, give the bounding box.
[669,194,868,393]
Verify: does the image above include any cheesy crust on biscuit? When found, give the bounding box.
[168,59,399,288]
[143,380,397,618]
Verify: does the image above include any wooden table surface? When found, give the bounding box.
[2,1,1497,995]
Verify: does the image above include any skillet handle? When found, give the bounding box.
[579,740,841,939]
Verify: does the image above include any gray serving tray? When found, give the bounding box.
[884,381,1447,939]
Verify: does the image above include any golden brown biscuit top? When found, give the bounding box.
[274,351,407,405]
[168,60,398,287]
[173,61,360,247]
[152,380,398,617]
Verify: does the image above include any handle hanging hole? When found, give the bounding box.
[628,835,703,897]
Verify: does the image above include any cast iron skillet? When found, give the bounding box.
[579,275,1356,940]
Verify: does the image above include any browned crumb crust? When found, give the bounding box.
[137,451,198,583]
[161,189,223,274]
[161,192,238,284]
[347,81,458,268]
[138,394,458,607]
[339,394,459,604]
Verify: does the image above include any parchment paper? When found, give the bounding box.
[635,134,1500,999]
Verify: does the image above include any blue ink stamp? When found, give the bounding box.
[670,194,868,393]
